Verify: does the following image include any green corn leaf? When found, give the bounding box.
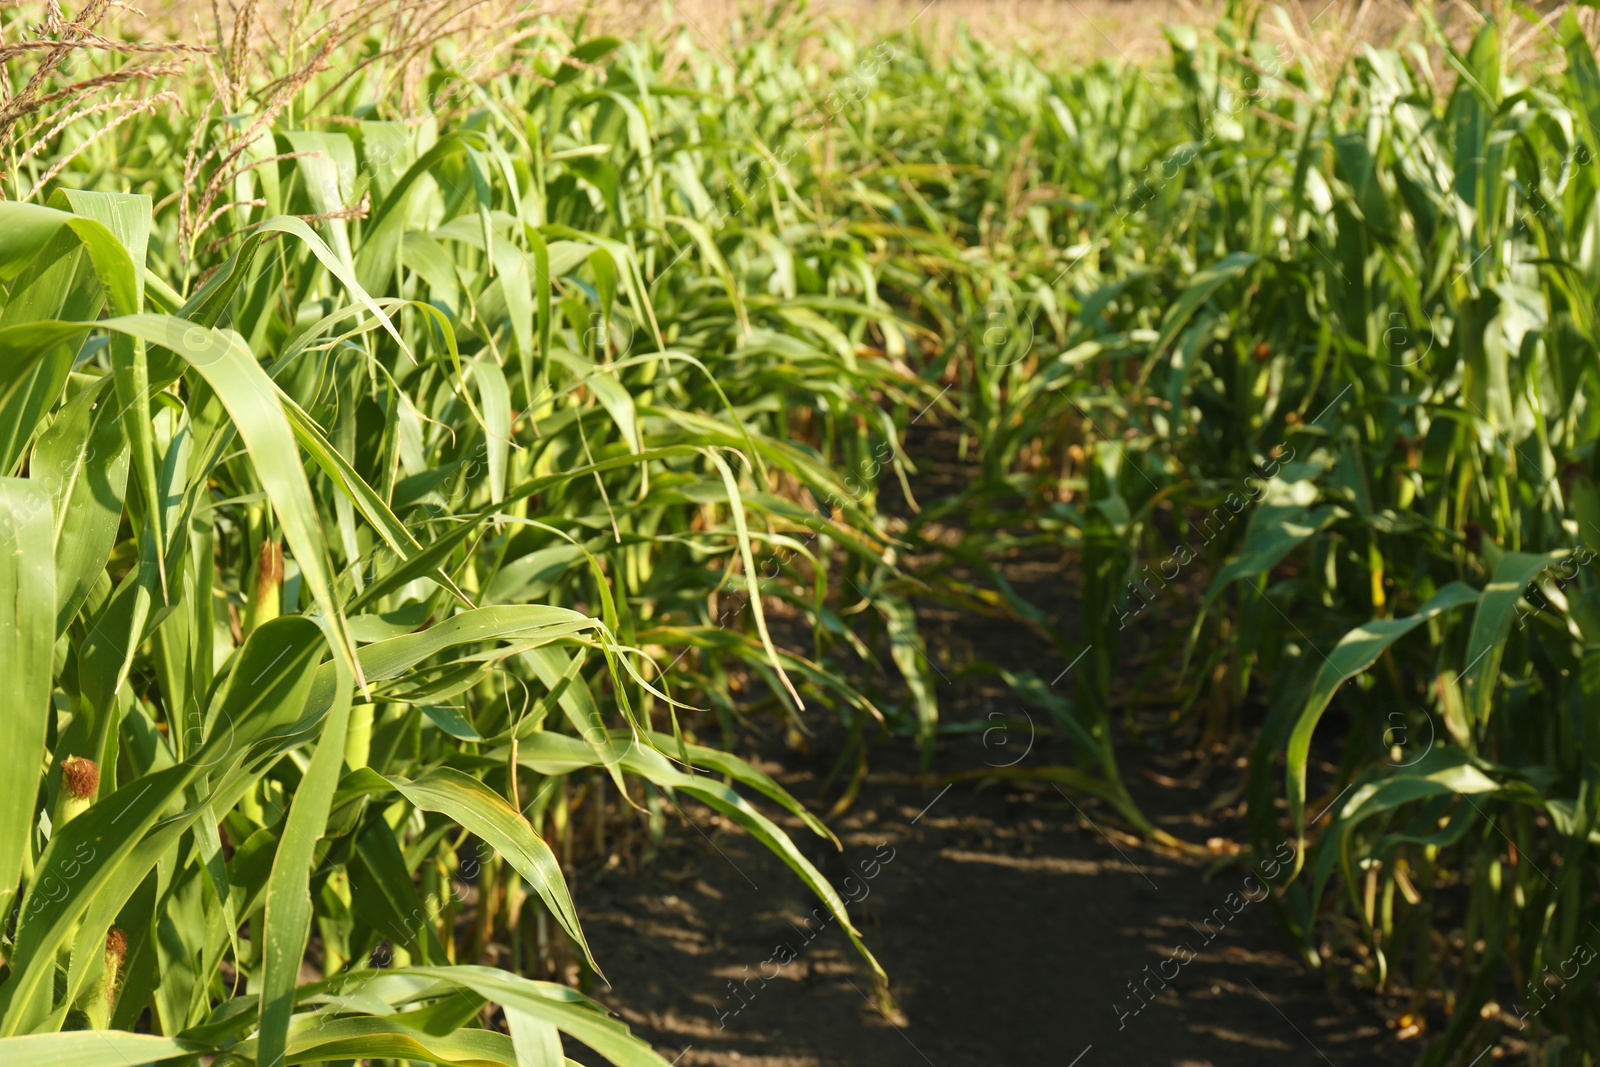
[0,479,55,917]
[276,391,473,609]
[881,593,939,751]
[385,767,594,972]
[507,1008,565,1067]
[641,730,837,846]
[45,211,163,599]
[512,732,886,985]
[470,357,511,504]
[0,1032,210,1066]
[708,449,803,712]
[1461,551,1568,728]
[1284,582,1481,855]
[258,647,352,1067]
[238,1014,515,1066]
[1151,251,1258,357]
[550,349,640,454]
[0,204,75,280]
[399,965,670,1066]
[1563,10,1600,150]
[1306,750,1503,929]
[358,132,482,295]
[29,380,129,634]
[1187,502,1343,669]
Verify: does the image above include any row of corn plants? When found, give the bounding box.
[0,1,950,1063]
[723,4,1600,1063]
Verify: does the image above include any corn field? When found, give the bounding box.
[1,0,1599,1063]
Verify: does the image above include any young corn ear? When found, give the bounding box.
[75,928,126,1030]
[52,757,98,827]
[244,539,283,635]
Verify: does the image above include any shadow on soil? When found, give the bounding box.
[576,716,1412,1066]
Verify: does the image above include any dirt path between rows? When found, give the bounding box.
[573,702,1414,1067]
[566,503,1417,1062]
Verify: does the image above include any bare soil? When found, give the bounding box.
[574,692,1414,1067]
